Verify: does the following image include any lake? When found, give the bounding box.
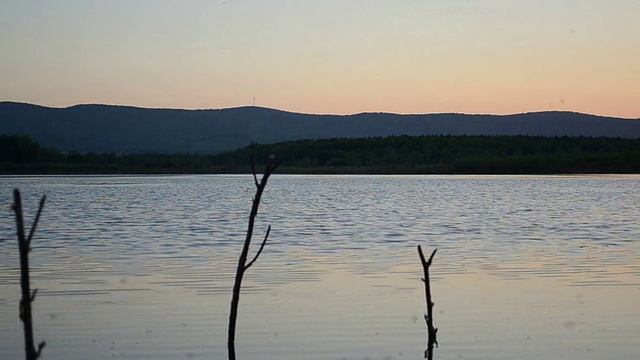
[1,174,639,360]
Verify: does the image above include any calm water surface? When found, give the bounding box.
[1,175,639,360]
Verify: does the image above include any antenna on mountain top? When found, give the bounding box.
[252,97,255,107]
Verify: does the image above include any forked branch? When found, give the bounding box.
[227,152,279,360]
[418,245,437,360]
[12,189,46,360]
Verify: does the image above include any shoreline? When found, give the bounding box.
[2,166,639,177]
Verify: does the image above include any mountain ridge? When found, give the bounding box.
[1,101,639,154]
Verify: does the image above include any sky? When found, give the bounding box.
[1,0,639,118]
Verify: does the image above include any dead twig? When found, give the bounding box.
[227,149,279,360]
[12,189,46,360]
[418,245,437,360]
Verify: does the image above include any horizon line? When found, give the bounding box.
[1,100,639,120]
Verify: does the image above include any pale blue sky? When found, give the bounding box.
[1,0,639,117]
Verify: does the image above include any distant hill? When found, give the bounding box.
[1,102,639,154]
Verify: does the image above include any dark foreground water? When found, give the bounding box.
[1,175,639,360]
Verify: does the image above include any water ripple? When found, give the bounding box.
[1,175,639,360]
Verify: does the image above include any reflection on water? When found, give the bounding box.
[1,175,639,359]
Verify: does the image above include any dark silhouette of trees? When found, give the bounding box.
[0,135,61,164]
[214,135,640,174]
[2,134,639,174]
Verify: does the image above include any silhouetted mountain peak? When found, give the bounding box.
[1,102,638,154]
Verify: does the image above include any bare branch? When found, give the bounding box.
[245,225,271,271]
[418,244,426,264]
[427,248,437,266]
[418,245,438,360]
[418,246,437,267]
[13,189,26,244]
[12,189,46,360]
[250,143,259,187]
[26,195,46,247]
[35,341,46,358]
[228,153,279,360]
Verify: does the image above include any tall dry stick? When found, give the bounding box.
[227,153,278,360]
[12,189,46,360]
[418,245,437,360]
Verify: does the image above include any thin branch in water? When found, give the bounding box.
[418,245,437,360]
[12,189,46,360]
[227,154,279,360]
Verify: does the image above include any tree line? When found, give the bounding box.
[0,135,213,174]
[2,134,640,174]
[212,135,640,174]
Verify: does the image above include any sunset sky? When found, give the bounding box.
[1,0,639,118]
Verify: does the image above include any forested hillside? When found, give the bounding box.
[2,102,639,154]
